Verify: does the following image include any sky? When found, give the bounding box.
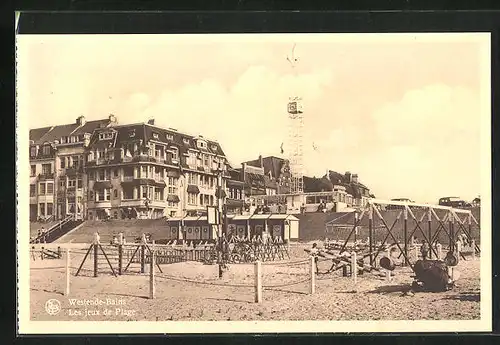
[16,33,489,203]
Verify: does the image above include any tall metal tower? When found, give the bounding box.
[286,44,304,194]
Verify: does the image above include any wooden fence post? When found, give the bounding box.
[65,248,70,296]
[254,260,262,303]
[140,234,146,274]
[149,240,156,299]
[385,269,391,282]
[351,251,357,291]
[93,233,99,277]
[310,256,316,294]
[118,232,123,275]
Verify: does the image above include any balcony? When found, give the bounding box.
[120,199,143,207]
[120,199,166,208]
[93,200,112,208]
[132,154,156,163]
[122,175,134,182]
[64,166,84,176]
[38,173,54,180]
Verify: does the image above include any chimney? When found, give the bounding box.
[147,118,155,125]
[76,115,86,126]
[352,174,359,184]
[259,155,263,168]
[109,114,117,123]
[345,171,352,183]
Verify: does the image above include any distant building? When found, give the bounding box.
[29,115,116,222]
[240,156,372,214]
[84,121,232,220]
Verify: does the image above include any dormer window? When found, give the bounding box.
[129,130,136,138]
[42,145,51,155]
[171,147,179,161]
[183,138,190,145]
[152,132,159,140]
[166,133,174,141]
[197,140,207,149]
[211,145,217,151]
[30,146,37,157]
[99,132,113,140]
[60,137,67,144]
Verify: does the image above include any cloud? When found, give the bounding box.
[112,64,336,169]
[372,83,480,149]
[357,84,481,202]
[18,35,485,203]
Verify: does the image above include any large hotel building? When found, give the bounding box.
[29,115,244,222]
[29,115,371,222]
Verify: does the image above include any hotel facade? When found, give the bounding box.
[29,116,370,222]
[84,120,242,220]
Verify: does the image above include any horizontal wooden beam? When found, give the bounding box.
[368,198,472,214]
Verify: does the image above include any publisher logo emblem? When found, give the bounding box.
[45,299,61,316]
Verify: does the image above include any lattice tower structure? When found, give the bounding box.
[287,96,304,194]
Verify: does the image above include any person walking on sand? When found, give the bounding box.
[420,239,429,261]
[40,227,46,243]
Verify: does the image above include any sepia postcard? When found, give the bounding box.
[16,31,492,334]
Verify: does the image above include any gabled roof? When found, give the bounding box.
[30,117,112,145]
[72,119,111,135]
[327,170,369,198]
[303,176,333,193]
[37,123,79,144]
[29,127,53,143]
[91,122,228,160]
[244,156,287,179]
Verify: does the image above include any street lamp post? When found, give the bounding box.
[216,163,226,278]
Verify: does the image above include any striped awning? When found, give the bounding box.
[167,194,180,203]
[93,181,112,189]
[187,184,200,194]
[166,170,180,178]
[154,180,166,187]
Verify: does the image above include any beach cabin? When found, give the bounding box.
[227,214,299,242]
[164,213,299,242]
[165,215,213,241]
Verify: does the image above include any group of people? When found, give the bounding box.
[31,227,48,244]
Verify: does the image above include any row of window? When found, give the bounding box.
[30,182,54,196]
[60,178,83,189]
[59,135,83,144]
[38,202,53,216]
[186,172,217,188]
[90,186,173,204]
[228,188,243,200]
[30,163,52,177]
[30,178,84,196]
[60,155,84,169]
[29,145,52,157]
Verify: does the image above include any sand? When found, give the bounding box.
[29,243,480,321]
